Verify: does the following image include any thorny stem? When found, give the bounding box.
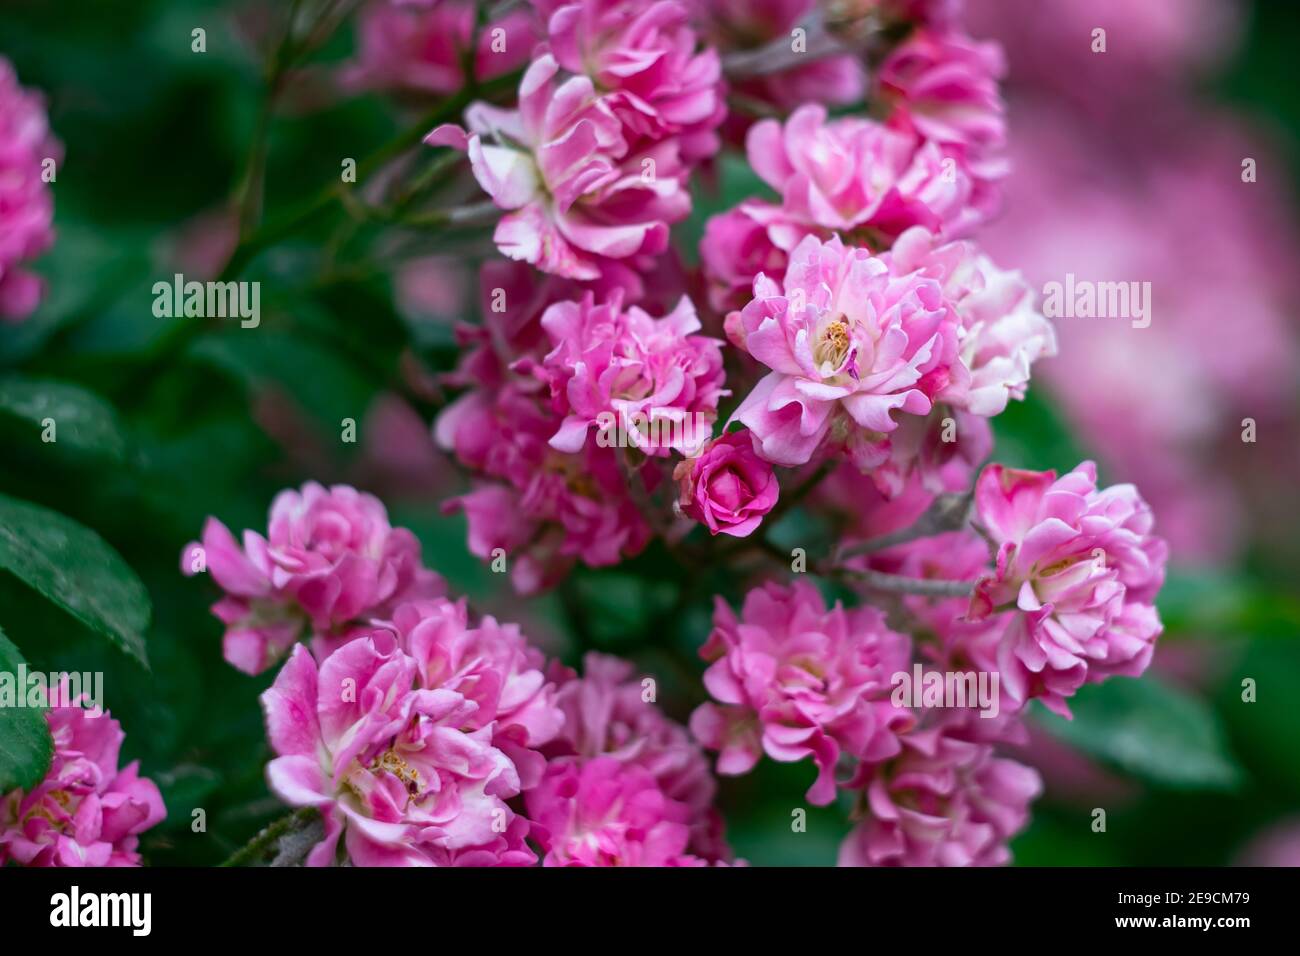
[219,806,319,867]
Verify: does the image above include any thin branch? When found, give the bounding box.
[829,567,976,598]
[217,66,522,281]
[836,489,975,559]
[722,17,848,79]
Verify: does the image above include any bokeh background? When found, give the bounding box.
[1,0,1297,865]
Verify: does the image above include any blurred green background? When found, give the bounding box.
[0,0,1297,865]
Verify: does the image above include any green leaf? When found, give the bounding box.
[0,626,54,792]
[1036,677,1242,790]
[0,492,150,667]
[0,376,127,462]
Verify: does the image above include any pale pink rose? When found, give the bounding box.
[525,756,694,866]
[969,462,1168,716]
[261,638,535,866]
[690,580,912,805]
[673,430,779,537]
[537,291,727,457]
[0,58,59,323]
[183,482,444,674]
[730,233,963,470]
[745,103,994,242]
[839,724,1041,866]
[343,0,536,96]
[877,28,1007,161]
[547,652,730,860]
[1,704,165,867]
[427,54,690,280]
[539,0,727,163]
[887,226,1056,418]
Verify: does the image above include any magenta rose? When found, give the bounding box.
[674,431,779,538]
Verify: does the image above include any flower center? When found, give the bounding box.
[24,788,72,825]
[815,318,851,374]
[372,748,422,796]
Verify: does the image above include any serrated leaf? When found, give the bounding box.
[0,627,54,792]
[0,492,150,667]
[1037,677,1242,790]
[0,376,127,462]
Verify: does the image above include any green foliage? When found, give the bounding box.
[0,492,151,667]
[0,627,54,793]
[1036,678,1242,790]
[0,376,127,463]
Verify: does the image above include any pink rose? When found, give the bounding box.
[690,580,912,805]
[525,756,694,866]
[546,652,730,861]
[673,430,779,537]
[839,722,1041,867]
[969,462,1169,716]
[730,233,963,470]
[538,291,727,457]
[0,58,59,323]
[261,637,537,866]
[1,704,165,867]
[540,0,726,163]
[746,103,991,240]
[427,54,690,280]
[184,482,444,674]
[877,28,1007,159]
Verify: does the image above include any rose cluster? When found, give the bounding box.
[185,482,734,866]
[689,457,1166,864]
[403,0,1163,867]
[0,0,1180,869]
